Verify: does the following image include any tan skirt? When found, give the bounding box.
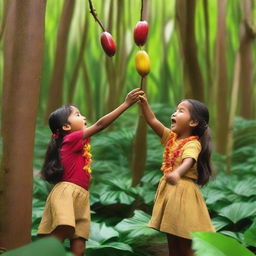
[37,181,90,240]
[148,177,215,239]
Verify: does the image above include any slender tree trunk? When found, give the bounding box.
[67,13,89,103]
[131,0,150,187]
[160,1,171,104]
[176,0,204,101]
[0,0,46,249]
[226,52,240,174]
[0,0,8,42]
[81,60,94,120]
[45,0,75,121]
[203,0,212,99]
[239,0,255,119]
[215,0,229,154]
[226,0,256,171]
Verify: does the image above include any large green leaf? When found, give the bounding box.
[219,230,244,244]
[218,202,256,224]
[88,222,119,245]
[115,210,163,245]
[2,238,69,256]
[232,179,256,197]
[244,225,256,247]
[87,242,132,252]
[191,232,255,256]
[211,217,231,231]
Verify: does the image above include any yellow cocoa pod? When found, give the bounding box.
[135,50,150,77]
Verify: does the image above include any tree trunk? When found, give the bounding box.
[226,52,240,174]
[203,0,212,99]
[239,0,254,119]
[215,0,229,154]
[131,0,150,187]
[45,0,75,121]
[0,0,8,42]
[67,13,89,103]
[0,0,46,249]
[81,60,94,120]
[176,0,205,101]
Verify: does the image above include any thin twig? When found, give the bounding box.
[88,0,105,31]
[140,0,144,21]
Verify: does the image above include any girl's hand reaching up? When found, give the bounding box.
[125,88,144,106]
[165,171,181,185]
[138,92,148,105]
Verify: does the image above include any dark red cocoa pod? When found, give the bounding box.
[100,32,116,57]
[134,21,148,46]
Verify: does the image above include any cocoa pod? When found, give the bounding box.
[135,50,150,77]
[134,21,148,46]
[100,32,116,57]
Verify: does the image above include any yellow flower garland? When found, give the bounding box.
[161,132,199,174]
[83,141,92,175]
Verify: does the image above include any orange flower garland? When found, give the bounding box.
[83,138,92,175]
[161,132,199,174]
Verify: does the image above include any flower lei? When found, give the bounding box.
[83,138,92,175]
[161,132,199,174]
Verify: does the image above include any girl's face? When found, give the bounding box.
[66,106,87,132]
[170,101,198,137]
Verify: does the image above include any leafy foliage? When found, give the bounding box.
[2,238,71,256]
[191,232,255,256]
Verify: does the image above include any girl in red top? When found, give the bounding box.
[38,88,143,256]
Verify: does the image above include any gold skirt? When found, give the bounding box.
[37,182,90,240]
[148,177,215,239]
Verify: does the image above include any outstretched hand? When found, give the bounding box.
[138,92,148,104]
[125,88,144,105]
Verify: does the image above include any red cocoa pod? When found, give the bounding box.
[100,32,116,57]
[134,21,148,46]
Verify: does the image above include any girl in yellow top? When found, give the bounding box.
[139,94,215,256]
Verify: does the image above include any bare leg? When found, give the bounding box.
[70,238,86,256]
[51,225,75,242]
[177,236,194,256]
[167,234,179,256]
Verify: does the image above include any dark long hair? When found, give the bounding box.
[41,104,73,184]
[183,99,213,186]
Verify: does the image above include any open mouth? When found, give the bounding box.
[171,118,176,124]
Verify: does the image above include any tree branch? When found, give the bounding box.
[140,0,144,20]
[88,0,105,31]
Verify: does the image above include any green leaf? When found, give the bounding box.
[88,222,119,245]
[2,238,67,256]
[191,232,255,256]
[100,191,135,205]
[218,202,256,224]
[232,179,256,197]
[88,242,132,252]
[219,230,244,244]
[212,217,231,231]
[244,225,256,247]
[115,210,162,245]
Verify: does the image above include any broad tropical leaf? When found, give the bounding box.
[115,210,163,245]
[191,232,255,256]
[244,225,256,247]
[2,238,68,256]
[218,202,256,224]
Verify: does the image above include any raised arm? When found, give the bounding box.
[138,93,165,138]
[83,88,143,138]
